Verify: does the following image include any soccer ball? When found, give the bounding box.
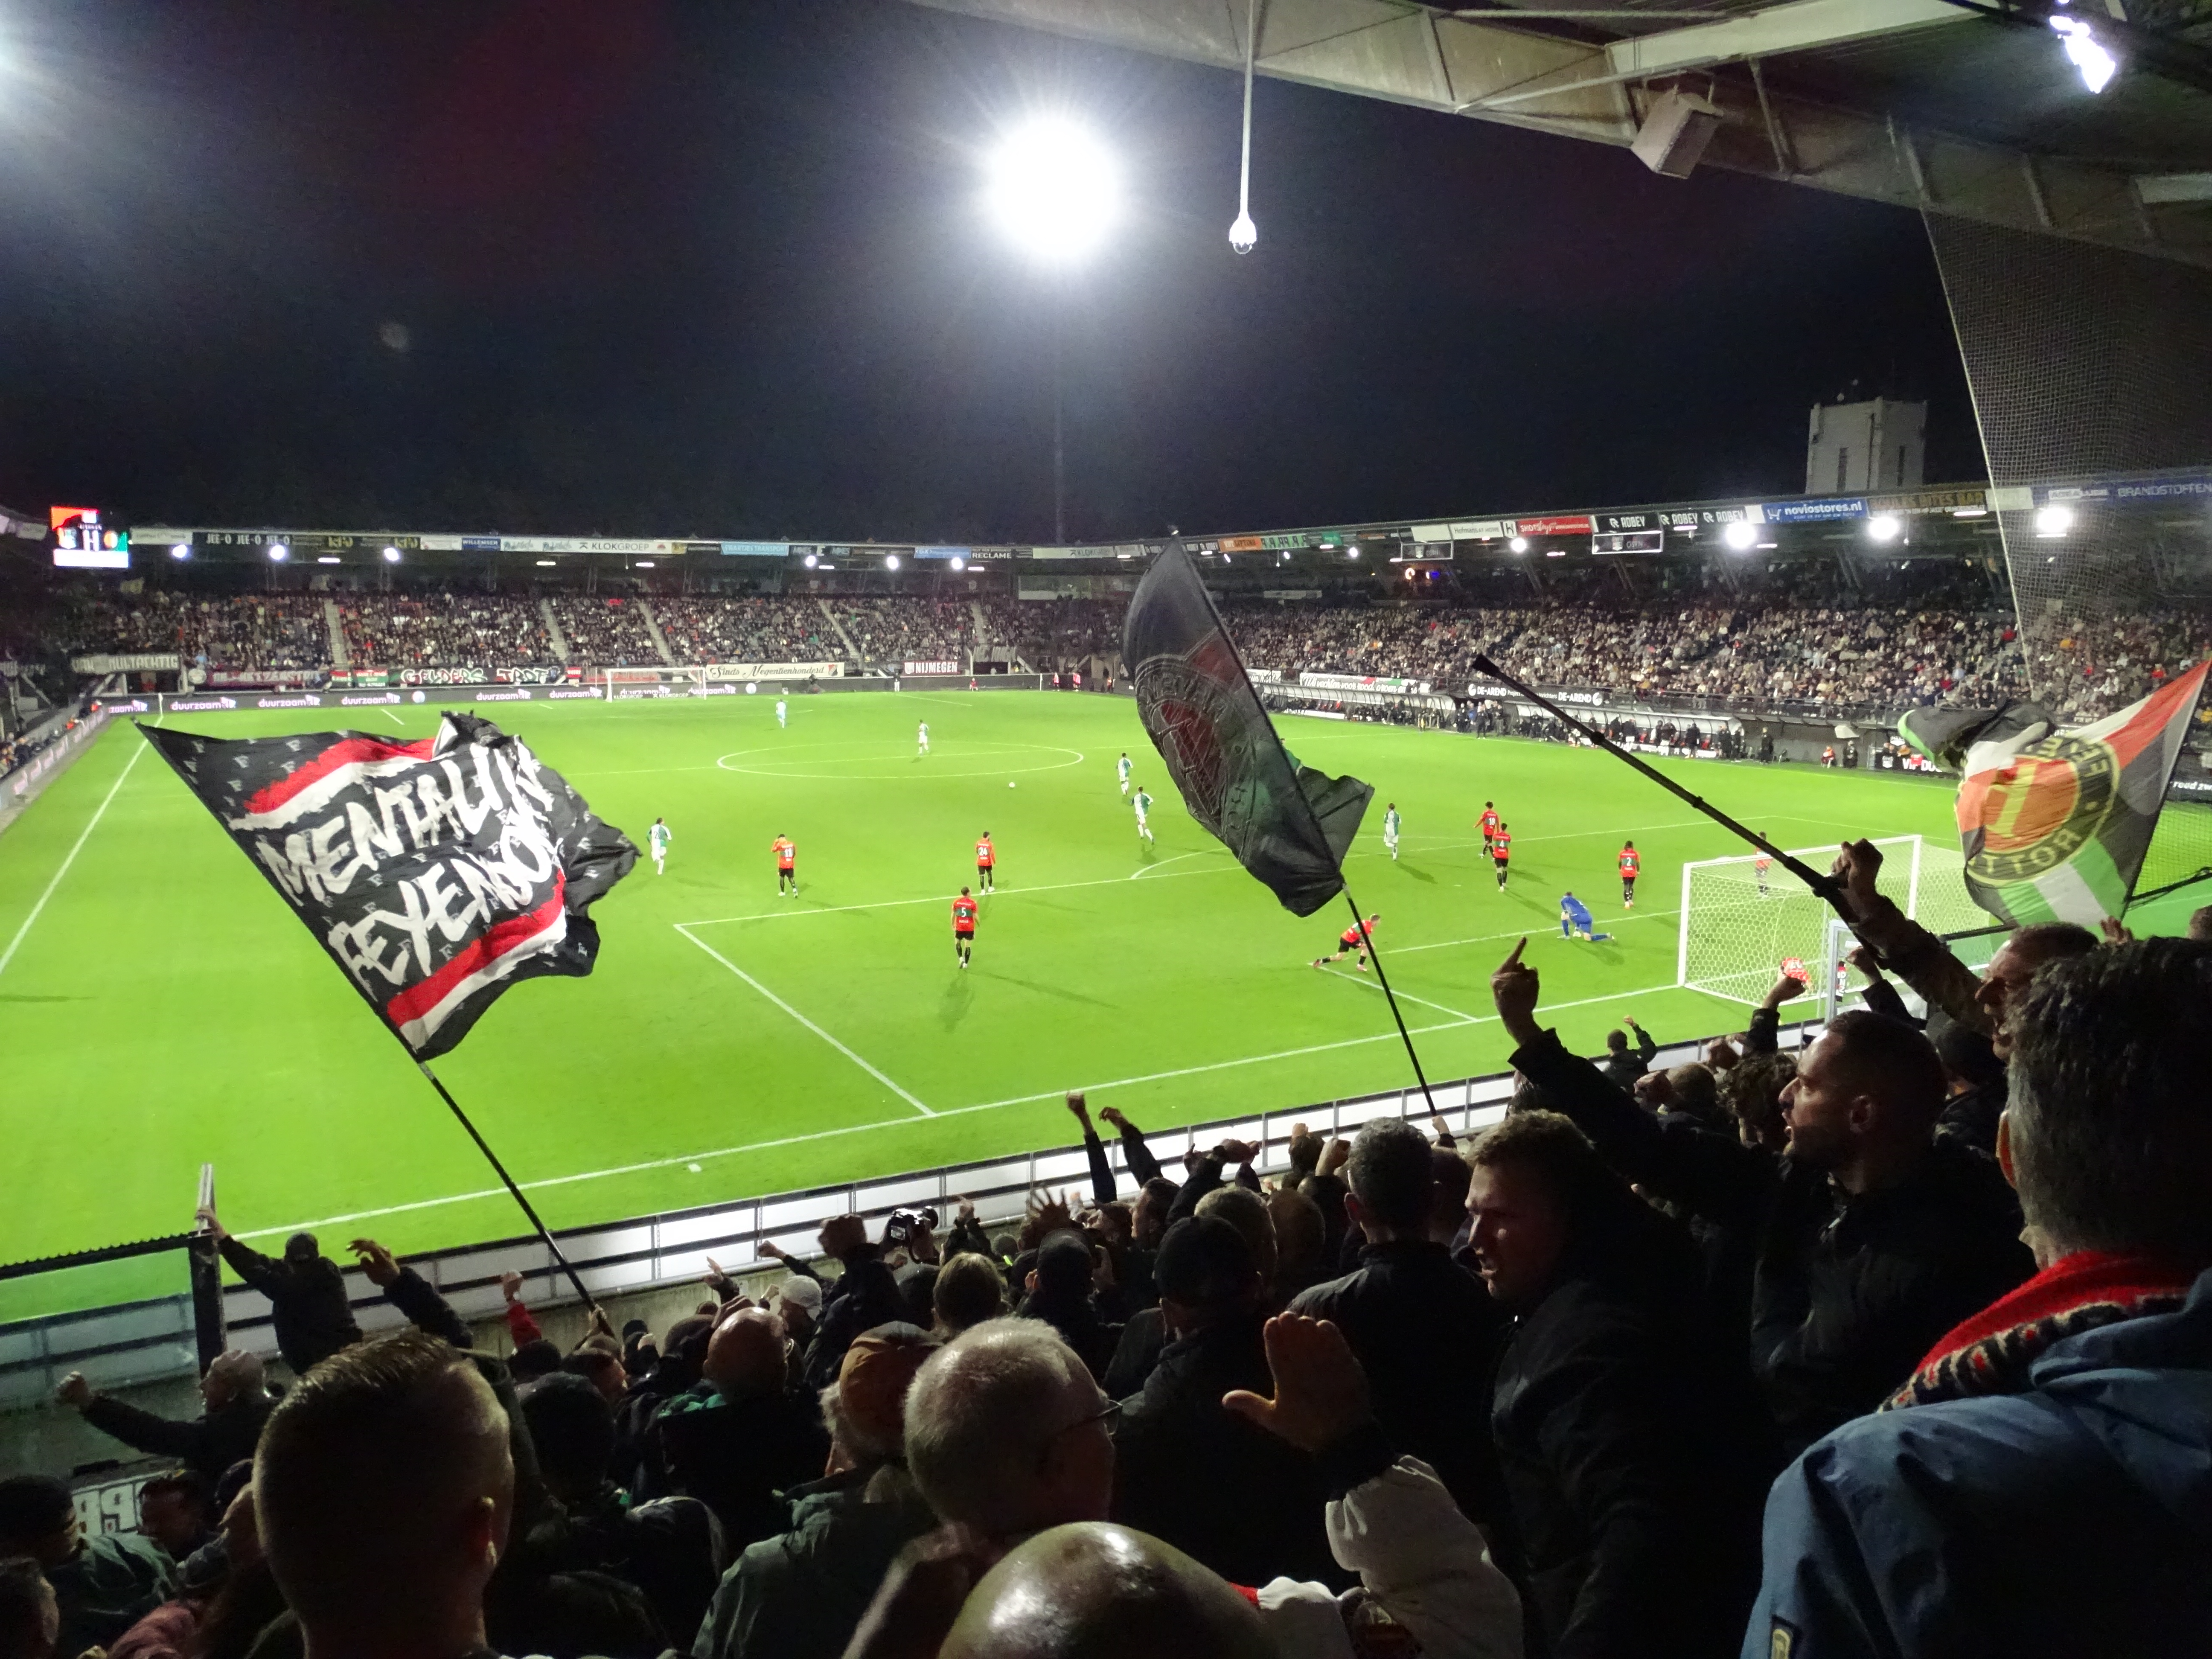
[1008,780,1017,789]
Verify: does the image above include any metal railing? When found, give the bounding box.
[0,1032,1773,1408]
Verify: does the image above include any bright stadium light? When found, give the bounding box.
[2049,8,2118,93]
[1508,536,1529,553]
[803,553,818,568]
[382,546,401,563]
[950,555,966,572]
[1723,521,1758,551]
[1866,514,1902,543]
[2036,503,2074,537]
[984,118,1120,263]
[885,554,900,570]
[267,542,288,562]
[169,542,189,560]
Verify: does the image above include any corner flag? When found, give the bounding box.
[1123,547,1372,916]
[141,713,637,1057]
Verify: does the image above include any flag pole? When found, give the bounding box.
[1338,889,1439,1118]
[1467,652,1843,905]
[416,1060,600,1316]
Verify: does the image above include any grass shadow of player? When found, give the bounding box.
[940,972,972,1031]
[1396,862,1437,884]
[975,970,1118,1010]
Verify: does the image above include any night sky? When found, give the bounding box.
[0,0,1980,544]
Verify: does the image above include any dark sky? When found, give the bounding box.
[0,0,1980,544]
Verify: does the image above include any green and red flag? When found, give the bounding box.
[1901,662,2211,927]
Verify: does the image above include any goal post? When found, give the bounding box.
[1676,834,1984,1007]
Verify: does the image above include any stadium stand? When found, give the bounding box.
[15,929,2210,1658]
[840,597,973,667]
[338,592,558,672]
[550,595,662,669]
[651,596,835,664]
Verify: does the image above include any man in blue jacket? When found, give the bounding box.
[1745,938,2212,1658]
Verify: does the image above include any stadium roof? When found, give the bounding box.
[903,0,2212,266]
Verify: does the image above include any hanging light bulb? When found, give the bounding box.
[1229,0,1261,253]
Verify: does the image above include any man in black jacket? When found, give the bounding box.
[1288,1117,1507,1526]
[1110,1217,1333,1586]
[800,1215,908,1392]
[198,1205,361,1377]
[1595,1018,1656,1091]
[647,1304,830,1548]
[56,1350,273,1483]
[1468,1111,1763,1659]
[1490,938,2034,1457]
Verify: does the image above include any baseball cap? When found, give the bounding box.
[777,1275,824,1313]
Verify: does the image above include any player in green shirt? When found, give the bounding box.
[1133,786,1154,844]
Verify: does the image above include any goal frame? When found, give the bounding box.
[1675,834,1928,1006]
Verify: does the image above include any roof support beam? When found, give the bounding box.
[899,0,2212,269]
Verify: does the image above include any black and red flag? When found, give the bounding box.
[1122,546,1371,915]
[140,713,636,1057]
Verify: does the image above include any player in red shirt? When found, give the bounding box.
[1312,913,1379,972]
[1491,823,1512,891]
[771,834,797,896]
[1618,840,1641,910]
[1477,802,1500,855]
[975,831,996,894]
[952,887,979,968]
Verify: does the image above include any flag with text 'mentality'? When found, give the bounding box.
[141,713,635,1057]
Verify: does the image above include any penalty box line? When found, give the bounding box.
[676,923,936,1118]
[677,858,1240,928]
[240,976,1690,1241]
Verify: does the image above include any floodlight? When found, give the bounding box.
[2049,11,2117,93]
[1722,521,1758,551]
[1508,536,1529,553]
[1866,514,1902,543]
[317,555,340,565]
[382,546,401,563]
[2035,504,2074,537]
[804,553,818,568]
[950,556,966,572]
[984,119,1120,263]
[1229,209,1257,256]
[169,543,189,560]
[268,542,288,561]
[536,559,555,567]
[637,560,655,569]
[1347,547,1359,559]
[885,554,900,570]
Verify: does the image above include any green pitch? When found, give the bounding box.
[2,691,1970,1318]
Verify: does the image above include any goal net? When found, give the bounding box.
[1676,834,1985,1007]
[600,666,704,697]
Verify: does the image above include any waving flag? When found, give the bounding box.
[141,713,635,1056]
[1123,547,1371,916]
[1904,662,2210,927]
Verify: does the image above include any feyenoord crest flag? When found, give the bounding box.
[140,713,637,1057]
[1123,547,1371,916]
[1906,661,2211,928]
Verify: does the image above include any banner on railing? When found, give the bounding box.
[901,660,960,675]
[703,661,844,681]
[1298,671,1432,696]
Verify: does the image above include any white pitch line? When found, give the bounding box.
[677,923,936,1117]
[380,709,406,730]
[682,861,1240,927]
[240,979,1696,1238]
[0,739,149,981]
[1317,965,1484,1022]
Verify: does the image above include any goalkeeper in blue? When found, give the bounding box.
[1559,890,1598,941]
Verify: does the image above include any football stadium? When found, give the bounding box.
[4,3,2212,1655]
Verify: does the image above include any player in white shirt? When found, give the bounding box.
[1117,752,1132,796]
[918,720,930,756]
[648,817,672,875]
[776,698,787,728]
[1133,785,1154,844]
[1382,802,1401,860]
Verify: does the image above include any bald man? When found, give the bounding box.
[254,1329,512,1659]
[941,1526,1271,1659]
[58,1349,272,1483]
[647,1304,830,1549]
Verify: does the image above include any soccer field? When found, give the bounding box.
[2,690,1966,1317]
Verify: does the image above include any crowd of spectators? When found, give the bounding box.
[13,842,2212,1658]
[550,597,662,670]
[23,572,2212,720]
[651,598,836,664]
[840,599,972,669]
[337,593,558,672]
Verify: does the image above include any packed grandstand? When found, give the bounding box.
[16,560,2212,728]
